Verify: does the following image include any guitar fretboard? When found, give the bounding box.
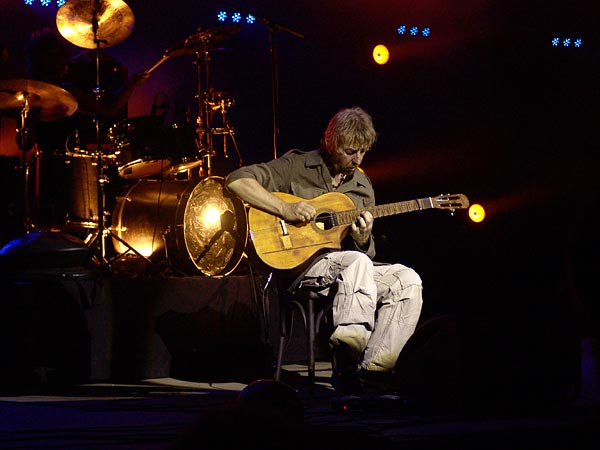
[335,198,434,225]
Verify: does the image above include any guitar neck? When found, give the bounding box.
[336,198,433,225]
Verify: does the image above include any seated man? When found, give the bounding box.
[225,106,423,394]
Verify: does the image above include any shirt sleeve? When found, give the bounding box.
[225,150,302,192]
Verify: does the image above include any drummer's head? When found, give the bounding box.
[24,28,69,84]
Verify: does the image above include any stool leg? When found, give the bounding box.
[275,305,288,381]
[275,334,285,381]
[307,298,316,390]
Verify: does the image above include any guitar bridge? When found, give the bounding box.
[278,219,292,249]
[279,219,289,236]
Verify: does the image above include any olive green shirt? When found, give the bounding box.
[226,149,377,260]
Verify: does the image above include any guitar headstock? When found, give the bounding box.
[432,193,470,212]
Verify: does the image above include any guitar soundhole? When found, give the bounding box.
[315,212,335,231]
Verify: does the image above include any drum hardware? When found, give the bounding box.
[160,25,242,178]
[56,0,148,267]
[0,78,78,234]
[206,90,242,164]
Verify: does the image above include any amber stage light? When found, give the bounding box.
[372,44,390,65]
[469,204,485,223]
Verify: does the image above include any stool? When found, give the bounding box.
[274,285,333,389]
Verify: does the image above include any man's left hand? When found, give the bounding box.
[350,211,373,248]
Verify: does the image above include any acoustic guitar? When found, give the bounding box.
[248,191,469,270]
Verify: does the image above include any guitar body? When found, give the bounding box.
[248,192,356,270]
[248,191,468,271]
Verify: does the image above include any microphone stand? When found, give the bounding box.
[214,1,304,159]
[263,19,304,159]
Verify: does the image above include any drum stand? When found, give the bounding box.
[83,15,150,268]
[189,44,243,178]
[207,92,243,170]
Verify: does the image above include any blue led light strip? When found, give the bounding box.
[24,0,66,6]
[397,25,431,38]
[551,36,583,48]
[217,10,256,24]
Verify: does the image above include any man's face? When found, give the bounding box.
[329,145,368,176]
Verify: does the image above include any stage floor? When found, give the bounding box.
[1,363,599,450]
[1,233,599,449]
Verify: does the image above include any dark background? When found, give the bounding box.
[1,1,599,327]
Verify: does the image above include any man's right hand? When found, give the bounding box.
[282,201,316,223]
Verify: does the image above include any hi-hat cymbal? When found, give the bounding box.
[56,0,134,49]
[0,79,78,122]
[164,24,241,57]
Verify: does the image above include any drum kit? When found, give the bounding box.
[0,0,248,277]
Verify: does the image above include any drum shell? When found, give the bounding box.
[111,177,247,276]
[65,153,100,227]
[30,152,103,228]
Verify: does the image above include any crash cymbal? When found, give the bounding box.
[0,79,78,122]
[164,24,241,57]
[56,0,134,49]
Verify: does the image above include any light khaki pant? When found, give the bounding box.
[301,251,423,372]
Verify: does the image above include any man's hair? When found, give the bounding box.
[322,106,377,153]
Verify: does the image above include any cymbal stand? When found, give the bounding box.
[16,94,33,234]
[84,3,150,268]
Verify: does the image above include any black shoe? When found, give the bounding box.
[358,368,397,396]
[331,369,363,395]
[330,345,362,395]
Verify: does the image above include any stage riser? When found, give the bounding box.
[0,274,273,386]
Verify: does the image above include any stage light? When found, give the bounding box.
[201,204,222,229]
[372,44,390,65]
[246,15,255,24]
[218,11,227,22]
[232,12,242,23]
[469,204,485,223]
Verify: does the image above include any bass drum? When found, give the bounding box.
[111,177,247,277]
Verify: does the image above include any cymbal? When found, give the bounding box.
[164,24,241,57]
[0,79,78,122]
[56,0,134,49]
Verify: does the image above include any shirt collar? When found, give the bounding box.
[307,149,368,189]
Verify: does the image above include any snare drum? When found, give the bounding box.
[111,176,247,276]
[108,115,172,179]
[165,119,203,175]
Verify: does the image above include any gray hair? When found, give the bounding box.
[322,106,378,153]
